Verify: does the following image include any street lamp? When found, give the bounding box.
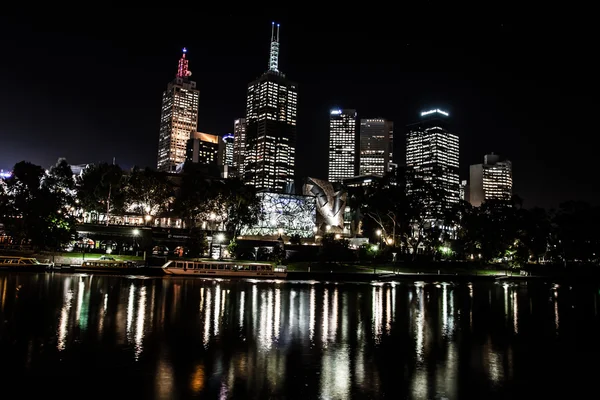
[313,226,318,244]
[277,228,284,240]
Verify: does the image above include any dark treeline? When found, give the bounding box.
[0,159,261,254]
[346,170,600,267]
[1,159,599,268]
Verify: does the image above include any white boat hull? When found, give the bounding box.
[163,268,286,279]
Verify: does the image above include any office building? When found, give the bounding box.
[406,108,460,212]
[359,118,394,176]
[244,23,298,192]
[186,132,223,165]
[469,153,512,207]
[222,134,234,167]
[232,118,246,175]
[328,109,357,182]
[157,48,200,172]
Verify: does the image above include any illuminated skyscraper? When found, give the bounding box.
[469,153,512,207]
[222,133,234,167]
[406,109,459,210]
[244,23,298,192]
[328,109,357,182]
[157,48,200,172]
[232,118,246,175]
[359,118,394,177]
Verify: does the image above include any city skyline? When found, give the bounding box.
[0,12,597,208]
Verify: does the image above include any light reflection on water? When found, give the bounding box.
[0,274,599,399]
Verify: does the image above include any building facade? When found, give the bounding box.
[469,153,512,207]
[359,118,394,177]
[244,23,298,192]
[157,48,200,173]
[406,109,460,211]
[186,132,222,165]
[328,109,357,182]
[222,133,234,167]
[232,118,247,177]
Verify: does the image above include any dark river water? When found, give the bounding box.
[0,272,599,399]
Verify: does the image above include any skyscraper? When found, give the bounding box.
[406,109,460,210]
[359,118,394,177]
[469,153,512,207]
[244,23,298,192]
[222,134,234,167]
[157,48,200,173]
[232,118,246,175]
[328,109,357,182]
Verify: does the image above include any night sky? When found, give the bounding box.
[0,11,597,209]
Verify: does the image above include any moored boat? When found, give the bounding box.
[162,260,287,279]
[56,256,149,274]
[0,256,53,271]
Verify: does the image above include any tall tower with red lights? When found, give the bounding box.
[157,48,200,173]
[244,23,298,192]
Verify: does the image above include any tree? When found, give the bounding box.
[173,172,214,230]
[76,163,124,224]
[212,178,262,238]
[125,167,173,216]
[0,160,76,249]
[319,233,352,263]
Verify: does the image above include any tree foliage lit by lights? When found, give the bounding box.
[76,162,125,219]
[124,167,173,216]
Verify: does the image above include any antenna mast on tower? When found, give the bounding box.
[269,22,280,72]
[177,47,192,78]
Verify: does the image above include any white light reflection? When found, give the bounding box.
[239,291,245,330]
[512,287,518,334]
[320,349,351,399]
[274,287,281,340]
[372,286,383,342]
[99,293,108,336]
[503,283,509,325]
[134,286,147,360]
[342,292,348,342]
[266,288,273,347]
[57,289,74,351]
[126,283,135,341]
[289,289,296,333]
[415,284,425,362]
[75,278,84,322]
[309,285,315,342]
[330,287,338,341]
[385,286,391,334]
[468,283,473,331]
[203,288,212,347]
[252,284,258,332]
[322,288,329,345]
[214,285,221,336]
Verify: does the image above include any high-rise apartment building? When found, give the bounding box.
[244,23,298,192]
[359,118,394,177]
[157,48,200,172]
[469,153,512,207]
[232,118,246,176]
[222,134,234,167]
[406,109,460,211]
[328,109,357,182]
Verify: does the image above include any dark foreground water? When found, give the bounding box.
[0,273,599,399]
